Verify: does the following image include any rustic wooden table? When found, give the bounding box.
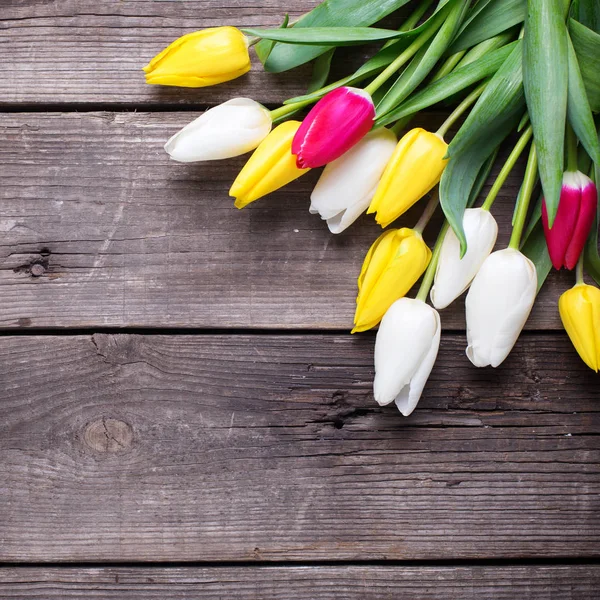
[1,1,599,597]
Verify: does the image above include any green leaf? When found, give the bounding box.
[375,41,516,126]
[468,147,500,207]
[258,13,290,63]
[570,0,600,32]
[376,0,468,117]
[283,1,454,105]
[523,0,569,228]
[244,26,417,46]
[566,33,600,165]
[254,0,417,73]
[521,220,552,293]
[307,48,335,93]
[450,0,526,53]
[584,163,600,286]
[569,19,600,113]
[441,41,526,255]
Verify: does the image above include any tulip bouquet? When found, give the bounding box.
[144,0,600,416]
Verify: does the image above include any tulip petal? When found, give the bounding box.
[373,298,439,416]
[465,248,537,368]
[309,127,397,234]
[165,98,272,162]
[559,284,600,372]
[368,128,448,228]
[564,173,598,270]
[431,208,498,309]
[292,87,375,169]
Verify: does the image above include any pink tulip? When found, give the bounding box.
[292,87,375,169]
[542,171,597,270]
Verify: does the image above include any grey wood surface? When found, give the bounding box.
[2,333,598,561]
[0,0,326,106]
[0,111,574,330]
[1,566,599,599]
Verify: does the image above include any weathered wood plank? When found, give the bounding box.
[0,111,574,330]
[0,0,367,106]
[1,333,598,561]
[1,566,599,599]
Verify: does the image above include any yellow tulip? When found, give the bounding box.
[143,27,251,88]
[353,228,431,333]
[559,283,600,372]
[230,121,310,209]
[368,128,449,228]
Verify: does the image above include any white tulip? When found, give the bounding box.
[165,98,272,162]
[309,127,397,234]
[465,248,537,368]
[431,208,498,309]
[374,298,441,417]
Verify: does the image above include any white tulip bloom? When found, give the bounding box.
[465,248,537,368]
[431,208,498,309]
[165,98,272,162]
[309,127,397,234]
[374,298,441,416]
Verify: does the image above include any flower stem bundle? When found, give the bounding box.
[145,0,600,415]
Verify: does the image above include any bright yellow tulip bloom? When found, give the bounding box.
[143,27,251,88]
[368,128,449,228]
[559,283,600,372]
[230,121,310,209]
[353,228,431,333]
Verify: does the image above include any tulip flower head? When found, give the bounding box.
[559,283,600,372]
[165,98,272,163]
[431,208,498,309]
[309,128,397,234]
[143,27,251,88]
[465,248,537,368]
[374,298,441,416]
[353,228,431,333]
[292,87,375,169]
[230,120,310,209]
[542,171,597,270]
[368,128,449,228]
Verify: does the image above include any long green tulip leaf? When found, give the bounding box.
[523,0,569,228]
[258,13,290,63]
[441,42,525,255]
[376,0,468,117]
[569,19,600,112]
[566,34,600,165]
[570,0,600,32]
[307,48,335,93]
[254,0,421,73]
[245,26,419,46]
[375,41,516,126]
[450,0,526,52]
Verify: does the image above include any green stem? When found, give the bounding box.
[247,36,261,47]
[508,143,538,250]
[435,81,487,138]
[481,125,533,211]
[399,0,435,32]
[576,254,585,284]
[566,121,578,172]
[269,100,313,121]
[416,222,449,302]
[413,190,440,235]
[364,6,448,96]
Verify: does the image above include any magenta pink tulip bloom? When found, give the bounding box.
[292,87,375,169]
[542,171,597,270]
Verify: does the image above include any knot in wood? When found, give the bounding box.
[83,418,134,453]
[30,263,45,277]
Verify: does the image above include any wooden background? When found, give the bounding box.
[1,1,599,597]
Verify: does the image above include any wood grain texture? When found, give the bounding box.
[0,111,575,330]
[1,566,599,599]
[1,333,598,562]
[0,0,376,106]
